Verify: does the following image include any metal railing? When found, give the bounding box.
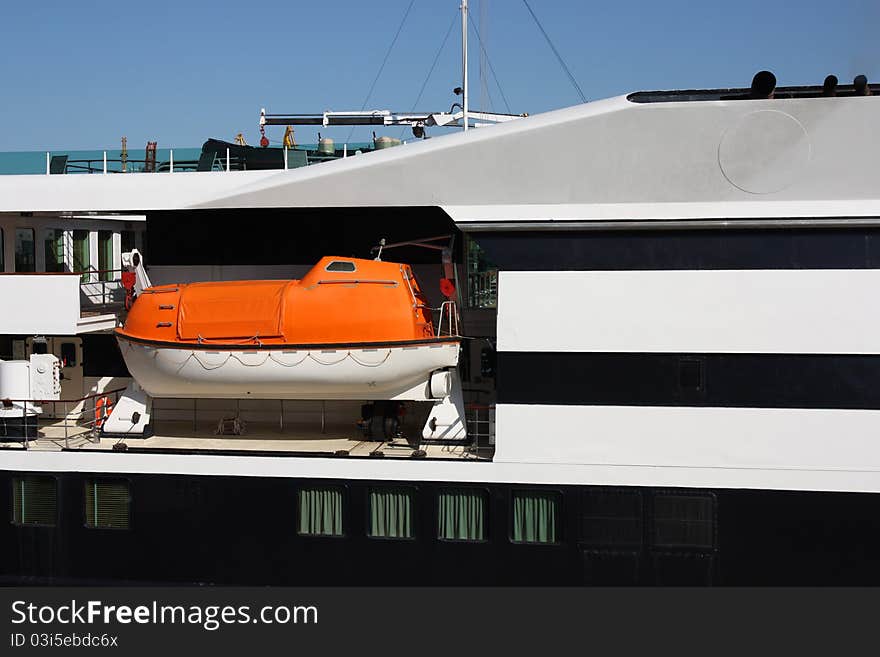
[435,300,461,337]
[76,267,127,311]
[0,387,126,450]
[465,403,495,450]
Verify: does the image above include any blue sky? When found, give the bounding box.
[1,0,877,150]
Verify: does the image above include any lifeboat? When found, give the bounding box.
[115,256,461,401]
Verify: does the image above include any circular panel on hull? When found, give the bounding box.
[718,110,811,194]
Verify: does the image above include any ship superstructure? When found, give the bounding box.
[2,72,880,585]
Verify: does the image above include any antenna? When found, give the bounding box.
[461,0,469,131]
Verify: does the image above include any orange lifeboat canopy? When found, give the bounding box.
[118,256,437,347]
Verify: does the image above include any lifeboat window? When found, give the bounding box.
[511,490,561,545]
[325,260,357,273]
[11,476,57,527]
[297,486,344,537]
[84,479,131,530]
[368,487,416,539]
[438,488,487,542]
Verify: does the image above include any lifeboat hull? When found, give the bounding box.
[117,336,460,401]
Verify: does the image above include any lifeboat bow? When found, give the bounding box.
[103,255,467,441]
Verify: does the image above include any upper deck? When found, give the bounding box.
[0,75,878,230]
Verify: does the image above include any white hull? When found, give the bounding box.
[116,337,460,400]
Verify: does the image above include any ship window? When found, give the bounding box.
[14,228,35,272]
[84,479,131,529]
[44,229,65,273]
[325,260,356,273]
[121,230,136,253]
[60,342,77,367]
[580,488,643,547]
[652,492,715,549]
[511,490,561,544]
[0,228,4,271]
[297,486,344,537]
[679,359,704,393]
[98,230,114,281]
[11,476,57,527]
[368,487,415,539]
[72,230,90,283]
[438,488,487,541]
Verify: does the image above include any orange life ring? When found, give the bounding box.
[95,396,113,429]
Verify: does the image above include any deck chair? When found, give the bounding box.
[49,155,68,174]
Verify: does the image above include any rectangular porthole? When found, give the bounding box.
[438,488,487,542]
[84,479,131,529]
[12,476,57,527]
[368,487,415,539]
[679,358,704,392]
[297,486,344,537]
[511,490,561,545]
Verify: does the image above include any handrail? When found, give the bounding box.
[0,387,127,405]
[2,387,127,450]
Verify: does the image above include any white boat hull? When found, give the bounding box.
[117,337,460,401]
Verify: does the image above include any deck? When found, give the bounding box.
[0,418,493,461]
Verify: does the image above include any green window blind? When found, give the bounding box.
[512,491,560,544]
[85,479,131,529]
[44,229,65,273]
[297,486,343,536]
[369,487,414,539]
[72,230,90,283]
[438,488,486,541]
[98,230,113,281]
[12,476,56,526]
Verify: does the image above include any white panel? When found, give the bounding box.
[498,269,880,354]
[0,274,79,334]
[494,403,880,473]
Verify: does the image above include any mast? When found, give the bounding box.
[461,0,469,131]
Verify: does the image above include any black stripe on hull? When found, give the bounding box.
[4,471,880,586]
[472,227,880,270]
[497,352,880,409]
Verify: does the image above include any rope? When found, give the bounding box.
[521,0,587,104]
[347,0,417,143]
[175,347,396,372]
[467,13,512,114]
[399,10,459,139]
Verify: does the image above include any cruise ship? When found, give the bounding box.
[2,70,879,585]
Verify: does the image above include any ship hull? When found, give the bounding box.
[116,335,460,400]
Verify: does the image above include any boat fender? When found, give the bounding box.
[429,370,451,399]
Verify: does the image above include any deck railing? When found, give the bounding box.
[0,387,126,449]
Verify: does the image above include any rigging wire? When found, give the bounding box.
[347,0,417,143]
[521,0,587,103]
[467,12,513,114]
[399,11,459,139]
